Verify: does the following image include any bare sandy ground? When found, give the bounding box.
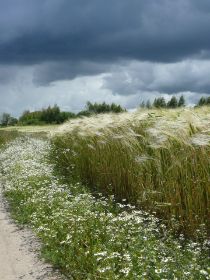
[0,188,64,280]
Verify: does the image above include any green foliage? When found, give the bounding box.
[207,96,210,105]
[197,96,210,107]
[178,95,185,107]
[141,96,185,109]
[77,110,92,117]
[19,105,76,125]
[154,97,167,108]
[167,96,178,108]
[140,100,152,109]
[85,101,126,114]
[76,102,125,118]
[18,102,125,125]
[0,113,18,127]
[146,100,152,109]
[19,110,43,125]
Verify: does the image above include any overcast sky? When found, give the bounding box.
[1,0,210,116]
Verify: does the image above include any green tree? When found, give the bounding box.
[206,97,210,105]
[197,97,206,107]
[178,95,185,107]
[146,100,152,109]
[19,105,75,125]
[110,103,124,113]
[8,117,18,126]
[153,97,167,108]
[167,96,178,108]
[85,101,125,114]
[77,110,92,117]
[1,113,11,126]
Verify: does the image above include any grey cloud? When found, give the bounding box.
[1,0,210,115]
[0,0,210,67]
[33,61,111,85]
[0,64,208,117]
[0,66,18,84]
[103,60,210,95]
[0,71,133,116]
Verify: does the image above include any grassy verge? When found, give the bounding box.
[51,107,210,237]
[0,130,20,146]
[0,124,59,134]
[0,136,209,279]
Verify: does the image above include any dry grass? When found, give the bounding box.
[53,107,210,236]
[0,125,59,134]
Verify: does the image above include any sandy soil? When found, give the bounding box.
[0,188,64,280]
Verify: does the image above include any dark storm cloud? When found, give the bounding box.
[1,0,210,113]
[103,60,210,95]
[33,61,111,85]
[1,0,210,66]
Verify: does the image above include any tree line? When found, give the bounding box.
[140,95,210,109]
[1,96,210,127]
[197,96,210,107]
[0,102,126,127]
[140,95,185,109]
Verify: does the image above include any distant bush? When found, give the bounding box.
[85,101,126,114]
[19,105,76,125]
[77,110,92,117]
[18,102,125,125]
[0,113,18,127]
[76,102,126,118]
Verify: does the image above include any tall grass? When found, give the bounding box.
[1,137,209,279]
[51,107,210,237]
[0,130,20,146]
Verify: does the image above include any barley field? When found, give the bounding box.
[0,107,210,279]
[52,107,210,237]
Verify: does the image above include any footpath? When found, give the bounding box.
[0,187,61,280]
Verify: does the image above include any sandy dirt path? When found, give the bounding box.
[0,188,63,280]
